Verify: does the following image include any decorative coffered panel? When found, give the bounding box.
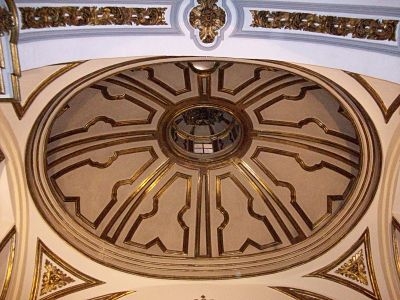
[30,239,104,300]
[308,228,381,300]
[26,57,381,279]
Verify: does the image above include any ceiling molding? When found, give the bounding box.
[25,57,382,279]
[346,72,400,124]
[12,62,83,120]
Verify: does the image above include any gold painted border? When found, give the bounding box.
[347,72,400,124]
[0,0,21,102]
[88,291,135,300]
[0,226,16,300]
[12,62,83,120]
[307,228,381,300]
[392,217,400,282]
[271,286,333,300]
[30,239,104,300]
[25,57,382,279]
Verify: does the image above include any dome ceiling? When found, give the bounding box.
[26,57,381,279]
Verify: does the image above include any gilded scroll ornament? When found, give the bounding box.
[40,260,75,296]
[19,6,167,29]
[189,0,226,43]
[0,6,13,35]
[251,10,398,42]
[335,249,368,285]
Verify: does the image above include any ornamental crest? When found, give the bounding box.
[189,0,226,44]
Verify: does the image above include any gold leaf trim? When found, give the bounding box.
[392,217,400,282]
[88,291,135,300]
[251,10,398,42]
[11,62,83,120]
[0,226,16,300]
[19,6,167,29]
[347,72,400,124]
[271,286,333,300]
[30,239,104,300]
[307,228,381,300]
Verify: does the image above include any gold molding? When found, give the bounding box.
[271,286,333,300]
[12,62,83,120]
[251,10,398,42]
[189,0,226,43]
[307,228,381,300]
[19,6,167,29]
[0,226,16,300]
[88,291,135,300]
[347,72,400,123]
[392,217,400,282]
[0,0,21,102]
[30,239,104,300]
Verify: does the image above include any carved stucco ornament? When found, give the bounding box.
[0,5,14,35]
[335,249,368,285]
[40,260,75,296]
[189,0,226,44]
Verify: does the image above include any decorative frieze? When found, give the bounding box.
[251,10,398,41]
[19,6,167,29]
